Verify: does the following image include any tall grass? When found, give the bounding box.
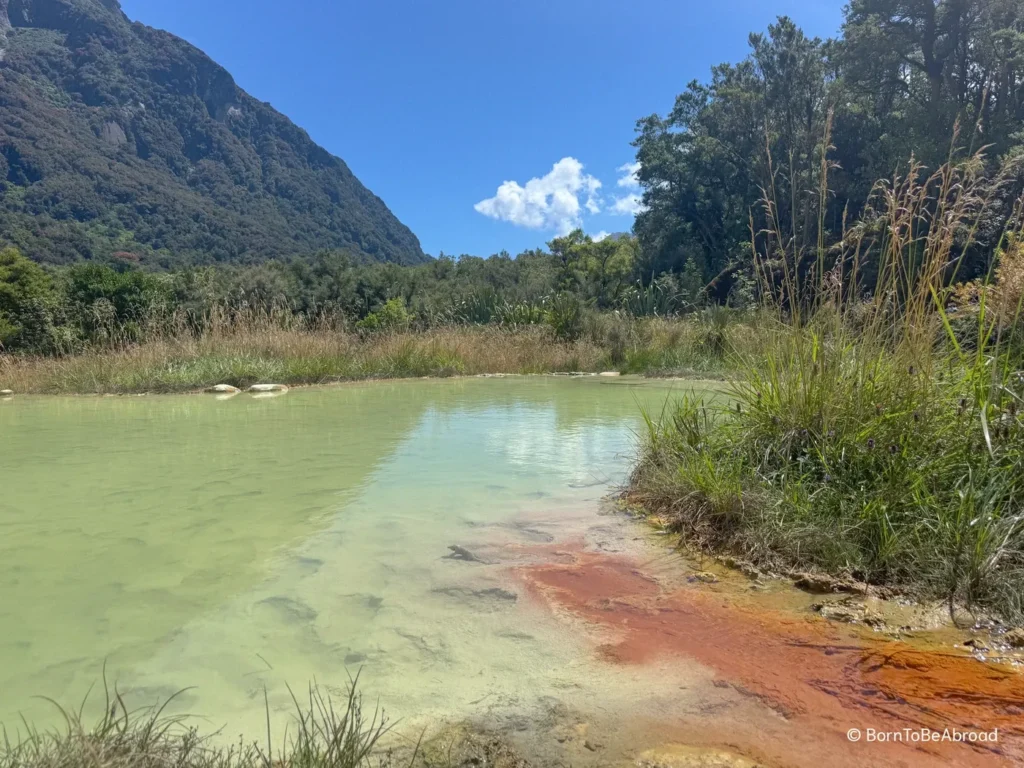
[0,312,765,394]
[0,677,405,768]
[630,146,1024,621]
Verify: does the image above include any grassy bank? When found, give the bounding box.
[628,157,1024,622]
[0,680,409,768]
[0,313,755,394]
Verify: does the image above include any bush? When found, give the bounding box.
[356,297,412,332]
[629,154,1024,622]
[0,247,59,352]
[546,292,585,341]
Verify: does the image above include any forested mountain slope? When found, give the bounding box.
[0,0,426,266]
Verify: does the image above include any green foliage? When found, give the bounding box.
[632,3,1024,298]
[0,246,58,351]
[548,230,638,307]
[355,297,412,332]
[0,677,399,768]
[631,153,1024,622]
[492,300,545,328]
[618,275,682,317]
[57,263,173,342]
[0,0,424,267]
[545,292,585,341]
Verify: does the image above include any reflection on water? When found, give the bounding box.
[0,377,711,733]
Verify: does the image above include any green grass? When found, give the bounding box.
[628,152,1024,623]
[0,677,410,768]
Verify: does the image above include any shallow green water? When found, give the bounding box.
[0,377,714,739]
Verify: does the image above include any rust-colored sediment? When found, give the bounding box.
[516,548,1024,768]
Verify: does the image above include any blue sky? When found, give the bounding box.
[119,0,844,258]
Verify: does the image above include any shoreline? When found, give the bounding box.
[0,369,726,398]
[6,501,1022,768]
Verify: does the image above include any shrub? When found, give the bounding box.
[546,292,585,341]
[0,247,59,352]
[356,297,412,332]
[630,152,1024,622]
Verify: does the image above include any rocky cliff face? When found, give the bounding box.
[0,0,425,266]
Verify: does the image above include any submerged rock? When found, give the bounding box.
[206,384,241,394]
[445,544,491,564]
[257,595,317,623]
[247,383,289,393]
[433,586,518,603]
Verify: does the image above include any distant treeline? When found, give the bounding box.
[1,233,710,353]
[5,0,1024,352]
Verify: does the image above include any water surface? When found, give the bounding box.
[5,377,1024,768]
[0,376,704,734]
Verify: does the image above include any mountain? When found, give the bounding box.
[0,0,426,267]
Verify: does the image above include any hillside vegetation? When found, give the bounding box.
[0,0,425,267]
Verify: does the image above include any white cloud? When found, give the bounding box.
[592,231,610,242]
[616,161,641,188]
[609,161,645,217]
[474,157,602,235]
[611,193,644,216]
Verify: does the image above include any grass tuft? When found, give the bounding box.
[629,150,1024,623]
[0,675,403,768]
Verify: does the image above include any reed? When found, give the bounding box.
[629,147,1024,621]
[0,314,762,394]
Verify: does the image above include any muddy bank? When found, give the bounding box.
[513,544,1024,767]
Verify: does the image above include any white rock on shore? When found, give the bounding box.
[0,389,13,397]
[206,384,241,394]
[247,383,289,393]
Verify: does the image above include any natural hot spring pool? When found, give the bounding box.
[2,376,1022,768]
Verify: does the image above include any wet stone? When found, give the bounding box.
[689,571,718,584]
[794,572,867,595]
[1004,628,1024,648]
[811,598,882,627]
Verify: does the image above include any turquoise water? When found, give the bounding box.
[0,376,714,741]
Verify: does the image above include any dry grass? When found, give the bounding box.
[630,147,1024,622]
[0,314,758,395]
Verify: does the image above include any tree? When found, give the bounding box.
[0,247,58,351]
[631,6,1024,300]
[633,18,834,295]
